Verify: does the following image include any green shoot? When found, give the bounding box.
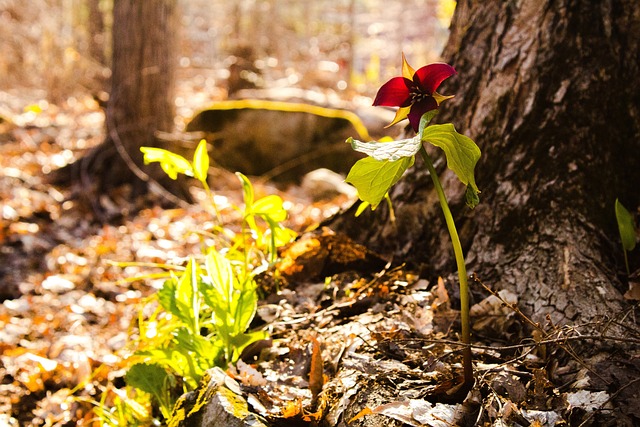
[102,141,298,423]
[615,198,637,276]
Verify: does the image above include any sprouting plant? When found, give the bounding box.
[125,249,269,416]
[615,198,637,276]
[103,140,296,423]
[237,172,297,265]
[141,139,221,222]
[346,54,480,391]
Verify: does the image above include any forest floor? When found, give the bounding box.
[1,87,639,427]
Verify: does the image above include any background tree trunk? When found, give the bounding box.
[332,0,640,327]
[103,0,178,190]
[87,0,106,66]
[53,0,188,215]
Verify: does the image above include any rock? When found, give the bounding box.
[185,100,379,182]
[301,168,357,201]
[168,367,268,427]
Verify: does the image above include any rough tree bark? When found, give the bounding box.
[106,0,177,180]
[332,0,640,327]
[54,0,187,214]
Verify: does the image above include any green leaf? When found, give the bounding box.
[355,201,371,216]
[174,258,200,332]
[158,277,180,317]
[125,363,169,395]
[233,278,258,334]
[125,362,177,420]
[348,135,422,161]
[203,248,234,307]
[236,172,254,207]
[201,248,237,341]
[421,123,481,203]
[140,147,193,180]
[616,199,637,251]
[134,348,192,382]
[229,330,268,361]
[193,139,210,182]
[174,327,222,367]
[465,184,480,210]
[251,195,287,222]
[345,156,414,209]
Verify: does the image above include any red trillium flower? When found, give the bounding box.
[373,53,456,131]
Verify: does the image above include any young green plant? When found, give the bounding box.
[117,141,295,423]
[615,198,637,276]
[141,139,221,222]
[346,56,480,390]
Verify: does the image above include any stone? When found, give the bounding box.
[168,367,268,427]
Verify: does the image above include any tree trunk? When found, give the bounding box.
[52,0,188,215]
[87,0,106,66]
[331,0,640,327]
[103,0,179,189]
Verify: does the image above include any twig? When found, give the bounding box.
[391,333,640,353]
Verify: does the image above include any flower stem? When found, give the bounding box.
[419,145,474,388]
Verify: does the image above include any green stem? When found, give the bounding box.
[419,146,474,387]
[623,246,630,277]
[201,179,222,224]
[240,218,249,281]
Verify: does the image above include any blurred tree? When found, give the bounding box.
[107,0,176,156]
[331,1,640,328]
[87,0,106,66]
[54,0,188,216]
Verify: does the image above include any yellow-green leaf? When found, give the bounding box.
[193,139,210,182]
[236,172,254,207]
[174,258,200,331]
[355,201,371,216]
[141,147,193,180]
[252,195,287,222]
[465,184,480,210]
[270,225,297,247]
[203,248,234,306]
[616,199,637,251]
[421,124,480,192]
[345,156,414,209]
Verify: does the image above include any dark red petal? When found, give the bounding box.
[413,63,457,94]
[373,77,412,106]
[407,97,438,131]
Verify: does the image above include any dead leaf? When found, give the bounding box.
[566,390,610,411]
[349,399,462,427]
[624,280,640,300]
[349,406,373,423]
[432,276,450,310]
[309,335,324,401]
[230,360,267,387]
